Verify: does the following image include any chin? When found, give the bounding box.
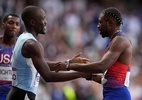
[102,35,108,38]
[100,33,105,38]
[40,31,46,35]
[101,32,108,38]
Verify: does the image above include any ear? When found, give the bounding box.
[30,19,35,26]
[1,23,5,29]
[107,20,112,27]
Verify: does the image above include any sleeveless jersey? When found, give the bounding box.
[103,61,130,88]
[0,45,14,95]
[12,32,40,94]
[103,31,131,100]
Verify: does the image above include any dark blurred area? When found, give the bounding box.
[0,0,142,100]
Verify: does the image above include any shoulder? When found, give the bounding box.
[110,35,130,51]
[24,39,42,51]
[22,39,43,57]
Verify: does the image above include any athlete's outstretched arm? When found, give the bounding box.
[54,36,130,73]
[46,52,90,71]
[22,39,92,82]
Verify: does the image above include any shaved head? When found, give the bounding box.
[21,6,42,29]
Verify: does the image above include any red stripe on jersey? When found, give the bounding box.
[104,62,130,88]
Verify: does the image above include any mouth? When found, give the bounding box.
[10,30,17,33]
[44,25,47,30]
[98,30,101,35]
[98,28,101,32]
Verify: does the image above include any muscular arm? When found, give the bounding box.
[67,36,130,73]
[47,53,90,71]
[22,39,91,82]
[91,75,102,84]
[46,61,60,71]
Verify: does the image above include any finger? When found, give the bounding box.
[54,62,61,67]
[82,58,90,63]
[83,60,90,63]
[74,52,82,58]
[55,69,59,73]
[83,58,90,61]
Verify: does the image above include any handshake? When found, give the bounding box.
[54,52,90,72]
[54,52,107,84]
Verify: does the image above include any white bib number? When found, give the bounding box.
[34,73,40,87]
[0,66,12,81]
[124,72,130,87]
[12,67,18,85]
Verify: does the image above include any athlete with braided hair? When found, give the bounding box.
[102,7,123,26]
[55,7,132,100]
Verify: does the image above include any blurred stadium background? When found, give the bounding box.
[0,0,141,100]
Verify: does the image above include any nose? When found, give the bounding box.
[44,19,47,25]
[12,23,18,29]
[97,24,100,30]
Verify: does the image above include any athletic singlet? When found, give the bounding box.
[103,61,130,88]
[104,31,131,88]
[0,45,14,95]
[102,31,131,100]
[12,32,40,94]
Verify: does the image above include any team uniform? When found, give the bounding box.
[7,32,40,100]
[0,44,14,100]
[103,31,131,100]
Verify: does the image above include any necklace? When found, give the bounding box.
[110,30,121,41]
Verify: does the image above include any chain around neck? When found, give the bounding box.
[110,30,121,41]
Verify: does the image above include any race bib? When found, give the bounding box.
[12,67,18,85]
[0,66,12,81]
[124,71,130,87]
[34,73,40,87]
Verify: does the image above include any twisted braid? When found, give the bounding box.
[102,7,123,26]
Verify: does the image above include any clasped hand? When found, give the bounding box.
[54,52,90,72]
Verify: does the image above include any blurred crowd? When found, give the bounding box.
[0,0,142,100]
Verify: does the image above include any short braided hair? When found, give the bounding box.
[102,7,123,26]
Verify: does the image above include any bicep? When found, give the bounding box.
[100,37,126,70]
[26,41,51,77]
[100,50,120,69]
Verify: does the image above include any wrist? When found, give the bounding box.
[65,59,70,71]
[101,76,107,84]
[86,74,93,80]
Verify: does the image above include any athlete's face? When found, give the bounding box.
[34,9,47,35]
[97,13,109,38]
[2,16,20,37]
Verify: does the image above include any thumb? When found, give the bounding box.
[75,52,82,58]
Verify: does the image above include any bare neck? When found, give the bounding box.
[26,29,39,39]
[0,35,16,47]
[109,27,121,41]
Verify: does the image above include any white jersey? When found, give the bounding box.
[12,32,40,94]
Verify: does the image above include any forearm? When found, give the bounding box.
[87,74,107,85]
[46,59,78,71]
[91,75,102,84]
[68,62,104,73]
[47,61,65,71]
[44,72,88,82]
[46,61,56,71]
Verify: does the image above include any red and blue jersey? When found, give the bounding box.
[103,62,131,100]
[102,31,131,100]
[104,61,131,88]
[0,44,14,95]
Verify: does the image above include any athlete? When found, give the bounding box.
[0,14,20,100]
[55,7,132,100]
[6,6,92,100]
